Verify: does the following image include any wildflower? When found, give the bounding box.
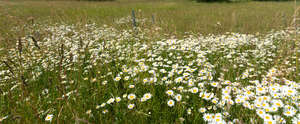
[292,117,300,124]
[165,80,172,85]
[107,98,115,104]
[272,99,283,108]
[199,108,206,113]
[256,109,265,118]
[45,114,53,121]
[114,76,121,81]
[210,82,218,87]
[0,116,8,122]
[91,78,97,83]
[162,77,168,81]
[177,86,184,91]
[116,97,121,103]
[224,80,231,85]
[214,117,222,123]
[203,113,212,122]
[167,99,175,107]
[102,109,108,114]
[175,77,183,83]
[143,78,148,83]
[166,90,174,96]
[270,106,278,112]
[269,86,279,92]
[256,87,266,94]
[190,87,199,94]
[263,114,272,121]
[264,120,276,124]
[86,110,92,114]
[128,104,135,109]
[124,76,130,80]
[222,89,230,95]
[179,117,185,122]
[283,110,296,117]
[129,85,135,88]
[188,80,194,87]
[175,94,182,101]
[102,81,107,85]
[143,93,152,100]
[128,94,136,100]
[100,103,106,107]
[212,98,218,104]
[140,97,147,102]
[284,88,297,96]
[222,94,231,101]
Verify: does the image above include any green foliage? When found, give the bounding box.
[195,0,230,2]
[253,0,292,1]
[78,0,115,1]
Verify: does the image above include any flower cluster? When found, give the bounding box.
[0,19,299,123]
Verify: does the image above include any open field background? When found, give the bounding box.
[0,0,299,38]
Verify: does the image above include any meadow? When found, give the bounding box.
[0,0,298,40]
[0,0,299,124]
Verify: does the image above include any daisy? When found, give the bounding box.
[283,110,296,117]
[291,117,300,124]
[190,87,199,94]
[45,114,53,121]
[124,76,130,81]
[270,106,278,112]
[222,94,231,101]
[210,82,218,87]
[214,118,222,123]
[128,104,135,109]
[203,113,212,122]
[264,120,276,124]
[140,97,147,102]
[107,98,115,104]
[212,98,218,104]
[129,85,135,88]
[114,76,121,81]
[128,94,136,100]
[199,108,206,113]
[263,114,272,121]
[166,90,174,96]
[175,94,182,101]
[272,99,283,108]
[175,77,183,83]
[143,93,152,100]
[116,97,121,103]
[167,99,175,107]
[224,80,231,85]
[256,87,266,94]
[256,109,265,118]
[100,103,106,107]
[102,109,108,114]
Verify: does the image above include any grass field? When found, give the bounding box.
[0,0,299,124]
[0,0,298,36]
